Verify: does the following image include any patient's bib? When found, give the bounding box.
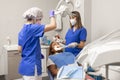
[49,52,75,68]
[57,63,83,80]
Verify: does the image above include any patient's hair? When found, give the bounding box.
[49,41,63,55]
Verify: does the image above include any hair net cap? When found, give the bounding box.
[23,7,43,20]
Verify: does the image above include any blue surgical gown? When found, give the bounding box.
[65,27,87,56]
[18,24,45,76]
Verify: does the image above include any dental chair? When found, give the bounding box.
[76,29,120,80]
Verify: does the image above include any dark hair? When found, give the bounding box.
[49,42,55,55]
[27,18,33,21]
[70,11,82,29]
[49,42,63,56]
[25,15,35,21]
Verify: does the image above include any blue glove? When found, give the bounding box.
[49,10,55,17]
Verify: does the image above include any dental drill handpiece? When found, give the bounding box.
[54,45,69,51]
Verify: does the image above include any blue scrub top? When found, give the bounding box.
[18,24,45,76]
[65,27,87,56]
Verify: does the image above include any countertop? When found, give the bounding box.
[3,44,49,51]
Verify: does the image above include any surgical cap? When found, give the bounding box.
[23,7,43,20]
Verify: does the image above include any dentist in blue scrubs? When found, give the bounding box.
[18,7,56,80]
[65,11,87,56]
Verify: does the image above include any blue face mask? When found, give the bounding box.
[70,19,76,26]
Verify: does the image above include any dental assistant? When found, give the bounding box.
[18,7,56,80]
[65,11,87,56]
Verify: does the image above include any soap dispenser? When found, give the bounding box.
[6,36,11,45]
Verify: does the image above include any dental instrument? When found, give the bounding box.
[54,0,74,31]
[55,0,74,16]
[54,45,68,51]
[54,42,78,51]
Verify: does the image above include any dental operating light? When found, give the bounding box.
[55,0,74,17]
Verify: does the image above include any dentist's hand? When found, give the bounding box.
[49,10,55,17]
[67,42,78,48]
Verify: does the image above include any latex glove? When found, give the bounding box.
[53,34,64,43]
[67,42,78,48]
[49,10,55,17]
[53,37,60,42]
[56,39,61,43]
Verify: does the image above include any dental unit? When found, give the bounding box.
[76,29,120,80]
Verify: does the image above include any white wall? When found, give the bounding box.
[84,0,92,43]
[91,0,120,41]
[0,0,59,54]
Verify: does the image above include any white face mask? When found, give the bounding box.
[70,19,76,26]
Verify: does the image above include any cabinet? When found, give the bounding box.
[2,45,49,80]
[3,45,21,80]
[41,45,49,77]
[7,51,22,80]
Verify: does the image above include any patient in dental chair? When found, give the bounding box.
[47,41,84,80]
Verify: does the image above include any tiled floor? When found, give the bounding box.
[15,76,49,80]
[0,76,49,80]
